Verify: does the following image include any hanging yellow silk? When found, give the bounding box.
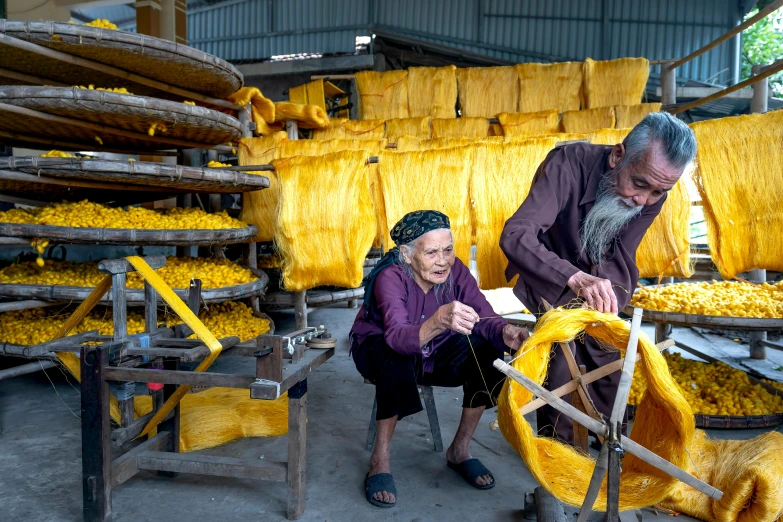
[384,117,432,141]
[275,151,376,291]
[497,110,560,137]
[312,117,386,140]
[238,132,288,242]
[377,147,473,262]
[272,101,329,129]
[355,70,410,120]
[515,61,583,112]
[583,57,650,108]
[690,111,783,279]
[561,107,616,134]
[393,136,504,152]
[588,127,631,145]
[455,66,519,117]
[471,138,558,289]
[614,103,661,128]
[407,65,458,118]
[431,117,490,138]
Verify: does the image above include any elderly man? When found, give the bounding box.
[500,112,697,444]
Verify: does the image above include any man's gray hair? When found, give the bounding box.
[622,112,696,170]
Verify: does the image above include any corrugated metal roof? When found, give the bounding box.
[73,0,748,85]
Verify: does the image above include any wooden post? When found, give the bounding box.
[81,344,112,522]
[750,64,769,113]
[287,379,308,520]
[294,291,307,330]
[256,336,283,382]
[135,0,162,38]
[157,357,181,477]
[576,443,609,522]
[112,273,127,342]
[535,486,568,522]
[244,241,260,312]
[111,271,135,426]
[175,194,197,257]
[606,424,622,521]
[749,67,768,359]
[571,364,590,454]
[749,268,767,359]
[144,281,158,333]
[661,64,677,105]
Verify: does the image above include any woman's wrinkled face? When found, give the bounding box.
[402,229,455,290]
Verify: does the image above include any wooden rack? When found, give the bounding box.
[33,255,334,520]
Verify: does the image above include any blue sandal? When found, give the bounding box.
[364,472,397,508]
[447,458,495,490]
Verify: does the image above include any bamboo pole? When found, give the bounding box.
[0,67,67,86]
[668,58,783,114]
[667,0,783,71]
[0,33,241,111]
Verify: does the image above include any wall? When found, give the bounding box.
[6,0,71,21]
[185,0,748,84]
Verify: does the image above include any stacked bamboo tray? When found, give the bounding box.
[0,19,270,355]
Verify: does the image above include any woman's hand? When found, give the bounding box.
[436,301,479,335]
[502,324,529,353]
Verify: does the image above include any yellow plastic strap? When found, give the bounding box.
[127,256,224,438]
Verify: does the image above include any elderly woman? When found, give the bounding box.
[350,210,528,508]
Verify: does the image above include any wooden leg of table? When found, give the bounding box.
[294,291,307,330]
[157,358,181,477]
[421,385,443,452]
[365,393,378,452]
[119,398,134,427]
[655,322,670,344]
[81,345,112,522]
[287,379,308,520]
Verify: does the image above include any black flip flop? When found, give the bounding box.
[447,458,495,490]
[364,472,397,508]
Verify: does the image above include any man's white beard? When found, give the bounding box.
[581,172,643,264]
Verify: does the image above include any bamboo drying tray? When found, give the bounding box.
[0,86,242,151]
[622,304,783,331]
[261,287,364,309]
[0,223,258,246]
[0,270,269,306]
[0,168,180,204]
[0,20,242,99]
[0,157,269,193]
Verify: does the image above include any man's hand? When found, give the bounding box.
[436,301,479,335]
[567,271,618,314]
[502,324,529,353]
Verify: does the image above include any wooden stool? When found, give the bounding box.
[364,378,443,452]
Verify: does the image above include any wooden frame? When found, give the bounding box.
[52,256,334,521]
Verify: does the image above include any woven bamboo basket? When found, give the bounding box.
[0,20,242,99]
[0,270,269,306]
[0,86,242,151]
[0,157,269,193]
[0,223,257,246]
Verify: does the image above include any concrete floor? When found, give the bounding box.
[1,304,781,522]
